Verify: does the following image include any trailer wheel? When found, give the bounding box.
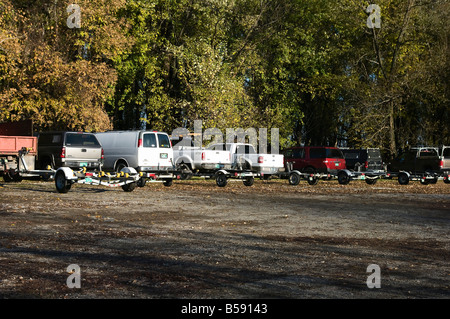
[398,172,409,185]
[243,176,254,187]
[122,182,136,192]
[288,172,300,186]
[337,171,350,185]
[216,173,228,187]
[179,164,193,180]
[365,178,377,185]
[444,177,450,184]
[55,171,72,193]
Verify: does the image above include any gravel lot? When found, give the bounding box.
[0,177,449,300]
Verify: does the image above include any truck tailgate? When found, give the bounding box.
[259,154,284,169]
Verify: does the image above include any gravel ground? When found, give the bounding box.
[0,177,449,300]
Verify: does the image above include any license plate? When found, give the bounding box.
[85,177,92,183]
[80,162,88,167]
[160,153,168,159]
[335,162,339,166]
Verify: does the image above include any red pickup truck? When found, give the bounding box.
[283,146,346,174]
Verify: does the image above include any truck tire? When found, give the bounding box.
[55,171,72,193]
[365,178,377,185]
[163,179,173,187]
[288,172,300,186]
[307,176,319,185]
[243,176,254,187]
[2,171,14,183]
[216,173,228,187]
[398,172,409,185]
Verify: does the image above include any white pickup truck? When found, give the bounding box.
[172,138,231,178]
[207,143,284,177]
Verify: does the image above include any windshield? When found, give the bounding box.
[157,134,171,148]
[65,133,100,147]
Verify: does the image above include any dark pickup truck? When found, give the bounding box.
[387,147,440,174]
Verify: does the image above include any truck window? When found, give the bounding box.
[419,149,437,157]
[66,133,100,147]
[143,133,157,148]
[443,148,450,158]
[326,149,344,159]
[39,133,62,145]
[293,148,305,158]
[309,148,326,159]
[236,145,256,154]
[157,134,171,148]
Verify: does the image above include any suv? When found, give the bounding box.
[283,146,346,174]
[37,132,103,170]
[341,148,384,172]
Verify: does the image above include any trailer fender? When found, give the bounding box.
[339,169,352,176]
[56,167,76,180]
[214,169,229,177]
[120,166,138,175]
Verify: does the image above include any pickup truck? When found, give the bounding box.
[440,146,450,183]
[172,137,231,178]
[387,147,441,174]
[207,143,284,176]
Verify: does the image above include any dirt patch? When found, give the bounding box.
[0,178,449,299]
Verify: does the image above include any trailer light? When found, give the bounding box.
[258,156,264,164]
[235,172,238,177]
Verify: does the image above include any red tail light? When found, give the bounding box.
[101,148,104,160]
[137,138,142,147]
[202,152,205,161]
[440,160,444,169]
[258,156,264,163]
[365,161,369,169]
[60,147,66,158]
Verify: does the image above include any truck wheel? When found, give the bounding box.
[337,171,350,185]
[137,178,146,187]
[2,171,14,183]
[55,171,72,193]
[398,172,409,185]
[243,176,254,187]
[163,179,173,187]
[216,173,228,187]
[288,172,300,186]
[122,182,136,192]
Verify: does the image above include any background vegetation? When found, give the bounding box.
[1,0,448,157]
